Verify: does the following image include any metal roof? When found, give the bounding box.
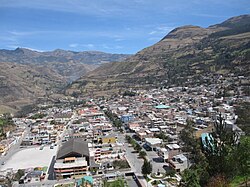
[57,138,90,159]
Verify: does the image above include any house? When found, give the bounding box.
[137,131,147,140]
[121,115,134,123]
[158,148,168,161]
[158,144,181,162]
[145,138,162,150]
[165,144,181,160]
[128,123,141,132]
[169,154,188,172]
[25,170,45,183]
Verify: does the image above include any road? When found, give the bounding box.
[12,178,75,187]
[116,132,150,187]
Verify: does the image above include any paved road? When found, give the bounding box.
[119,132,166,173]
[12,178,75,187]
[117,133,150,187]
[126,175,139,187]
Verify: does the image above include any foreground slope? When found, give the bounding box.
[67,15,250,96]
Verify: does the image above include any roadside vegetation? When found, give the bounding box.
[103,178,128,187]
[28,113,47,119]
[0,113,15,140]
[104,110,123,132]
[113,160,130,169]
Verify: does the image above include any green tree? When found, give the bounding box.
[179,169,200,187]
[179,121,196,153]
[14,169,25,181]
[125,135,131,142]
[141,159,152,176]
[139,150,147,158]
[202,114,238,178]
[155,132,169,142]
[233,136,250,187]
[134,143,142,152]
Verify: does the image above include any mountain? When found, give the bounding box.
[67,15,250,96]
[0,62,66,112]
[0,49,130,112]
[0,48,130,82]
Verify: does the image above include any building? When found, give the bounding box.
[54,139,90,179]
[121,115,134,123]
[158,148,168,161]
[145,138,162,150]
[169,154,188,172]
[158,144,181,162]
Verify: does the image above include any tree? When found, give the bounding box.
[134,143,142,152]
[179,169,200,187]
[155,132,169,142]
[139,151,147,158]
[141,159,152,176]
[206,174,229,187]
[14,169,25,181]
[202,114,238,178]
[179,120,210,186]
[179,121,197,153]
[233,136,250,187]
[125,135,131,142]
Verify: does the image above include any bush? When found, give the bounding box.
[113,160,130,169]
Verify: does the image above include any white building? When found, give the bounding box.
[169,154,188,172]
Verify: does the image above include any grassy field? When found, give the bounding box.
[230,175,249,187]
[103,178,128,187]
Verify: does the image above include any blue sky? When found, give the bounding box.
[0,0,249,54]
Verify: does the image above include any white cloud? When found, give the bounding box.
[0,0,128,17]
[149,26,174,35]
[101,44,123,50]
[114,38,124,42]
[148,37,162,41]
[149,31,157,35]
[83,44,95,48]
[69,43,94,49]
[69,43,78,48]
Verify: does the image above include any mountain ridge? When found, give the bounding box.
[66,14,250,96]
[0,48,130,112]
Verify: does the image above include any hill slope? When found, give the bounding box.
[0,49,130,112]
[0,62,66,110]
[67,15,250,96]
[0,48,130,82]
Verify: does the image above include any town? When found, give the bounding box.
[0,73,248,187]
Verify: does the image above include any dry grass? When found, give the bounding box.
[0,105,17,115]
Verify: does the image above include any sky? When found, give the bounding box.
[0,0,249,54]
